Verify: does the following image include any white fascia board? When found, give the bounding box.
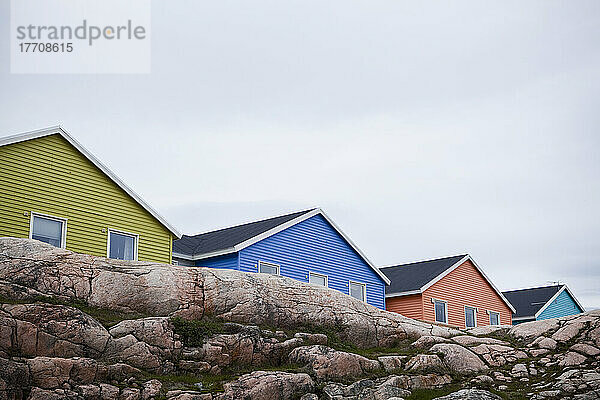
[385,289,422,298]
[191,248,236,261]
[419,255,517,313]
[175,210,320,261]
[0,126,182,238]
[232,208,321,251]
[419,255,471,292]
[0,125,61,146]
[172,252,194,261]
[465,256,517,313]
[316,209,391,285]
[512,316,536,322]
[172,247,238,261]
[563,285,586,312]
[534,286,566,318]
[532,285,584,318]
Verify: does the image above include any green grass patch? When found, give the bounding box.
[0,294,144,328]
[346,338,423,359]
[406,384,461,400]
[170,316,226,347]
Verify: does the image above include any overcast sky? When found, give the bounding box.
[1,1,599,309]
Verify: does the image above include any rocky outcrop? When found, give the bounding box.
[181,323,305,372]
[0,303,110,359]
[435,389,502,399]
[1,238,599,400]
[288,345,381,380]
[377,355,406,373]
[0,238,457,349]
[321,373,451,400]
[217,371,315,400]
[430,343,488,374]
[471,343,528,367]
[404,354,444,372]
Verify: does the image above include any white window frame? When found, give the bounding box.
[107,228,139,261]
[348,280,367,303]
[487,310,501,326]
[308,271,328,287]
[29,212,67,249]
[258,261,280,275]
[432,298,449,324]
[464,305,478,328]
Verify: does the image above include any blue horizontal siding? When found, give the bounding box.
[537,289,583,320]
[195,252,239,270]
[238,214,386,309]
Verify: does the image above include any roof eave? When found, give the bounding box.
[512,316,536,321]
[181,208,391,285]
[385,289,422,298]
[173,247,237,261]
[386,254,517,313]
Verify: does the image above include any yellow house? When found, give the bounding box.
[0,126,181,264]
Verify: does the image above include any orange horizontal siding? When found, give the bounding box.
[422,260,512,328]
[385,293,423,320]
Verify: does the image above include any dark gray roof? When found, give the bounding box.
[173,209,315,257]
[502,285,563,319]
[381,254,467,294]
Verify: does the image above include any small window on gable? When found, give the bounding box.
[349,281,366,302]
[30,213,67,248]
[434,300,447,324]
[258,261,279,275]
[489,311,500,326]
[108,230,138,261]
[465,306,477,328]
[309,272,328,287]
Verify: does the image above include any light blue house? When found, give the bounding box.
[503,284,584,324]
[172,208,390,309]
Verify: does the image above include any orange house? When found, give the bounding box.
[381,254,515,328]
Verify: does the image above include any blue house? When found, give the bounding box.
[172,208,390,309]
[502,284,584,324]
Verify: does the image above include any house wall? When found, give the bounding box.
[385,294,423,320]
[195,253,239,270]
[0,134,173,263]
[421,260,512,328]
[237,214,387,309]
[537,290,583,321]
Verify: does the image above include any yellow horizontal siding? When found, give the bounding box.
[0,133,172,264]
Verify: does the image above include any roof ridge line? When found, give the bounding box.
[502,283,564,293]
[182,208,316,238]
[380,253,468,269]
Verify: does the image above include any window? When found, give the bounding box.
[309,272,328,287]
[434,300,447,324]
[465,306,477,328]
[30,213,66,248]
[489,311,500,326]
[108,230,138,261]
[258,261,279,275]
[349,281,366,302]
